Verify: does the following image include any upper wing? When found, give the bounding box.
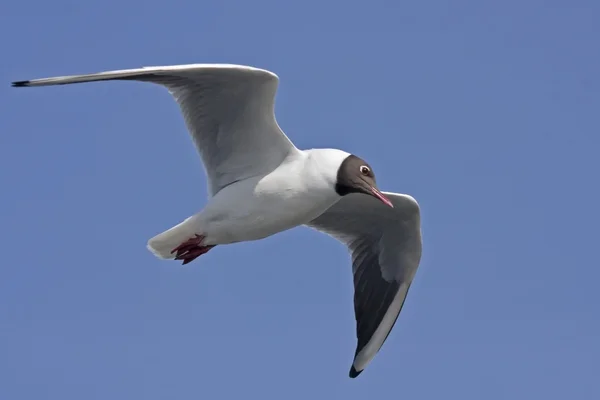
[306,191,422,378]
[12,64,300,196]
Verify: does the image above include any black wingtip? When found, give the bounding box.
[349,365,363,378]
[11,80,31,87]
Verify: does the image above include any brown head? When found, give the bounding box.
[334,155,393,208]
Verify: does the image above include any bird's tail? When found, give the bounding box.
[146,214,203,259]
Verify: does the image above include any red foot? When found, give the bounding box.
[171,234,215,265]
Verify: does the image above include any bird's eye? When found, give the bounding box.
[360,165,371,175]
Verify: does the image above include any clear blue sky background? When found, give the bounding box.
[1,0,599,398]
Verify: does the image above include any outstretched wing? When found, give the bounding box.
[307,191,422,377]
[12,64,300,196]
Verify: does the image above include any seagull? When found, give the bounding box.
[12,64,422,378]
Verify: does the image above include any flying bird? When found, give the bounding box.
[12,64,422,378]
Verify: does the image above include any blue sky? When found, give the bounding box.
[2,0,599,398]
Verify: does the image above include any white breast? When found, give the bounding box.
[196,149,349,245]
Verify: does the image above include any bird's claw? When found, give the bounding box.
[171,234,214,265]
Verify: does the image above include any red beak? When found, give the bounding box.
[370,187,394,208]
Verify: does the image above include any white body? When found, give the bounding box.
[147,148,351,256]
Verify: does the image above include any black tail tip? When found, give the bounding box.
[11,80,31,87]
[349,366,363,378]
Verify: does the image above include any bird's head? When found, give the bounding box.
[335,154,393,208]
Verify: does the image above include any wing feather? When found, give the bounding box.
[307,192,422,377]
[12,64,299,196]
